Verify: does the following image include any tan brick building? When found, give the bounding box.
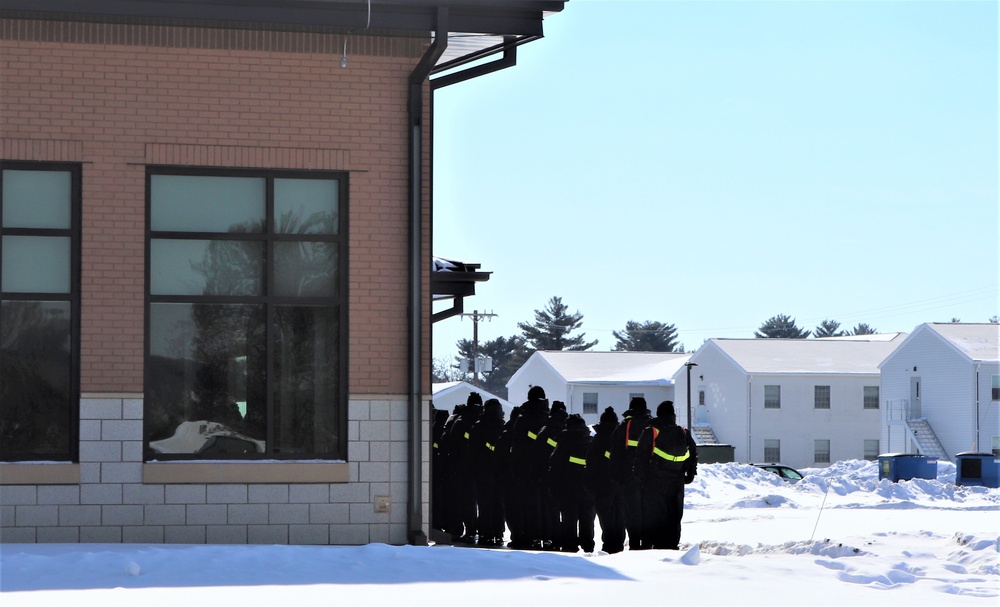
[0,1,565,545]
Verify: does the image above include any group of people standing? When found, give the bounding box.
[431,387,698,553]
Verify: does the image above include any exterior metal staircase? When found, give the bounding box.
[905,418,949,462]
[692,424,719,445]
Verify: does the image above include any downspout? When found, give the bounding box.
[407,6,447,546]
[746,376,752,463]
[974,363,981,451]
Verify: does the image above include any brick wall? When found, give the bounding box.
[0,18,433,394]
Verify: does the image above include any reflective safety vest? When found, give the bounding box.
[625,419,640,448]
[651,427,690,463]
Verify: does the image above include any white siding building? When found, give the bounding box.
[431,382,515,416]
[506,351,691,424]
[673,335,907,469]
[878,323,1000,460]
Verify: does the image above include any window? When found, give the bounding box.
[1,162,80,461]
[698,389,705,407]
[582,392,598,415]
[992,376,999,401]
[814,385,831,409]
[145,169,347,460]
[763,439,780,462]
[864,439,879,461]
[864,385,879,409]
[764,385,780,409]
[814,439,831,463]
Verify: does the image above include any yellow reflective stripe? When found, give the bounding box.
[653,447,690,462]
[527,431,538,440]
[485,442,495,452]
[626,439,639,447]
[568,456,586,466]
[547,438,558,448]
[433,442,438,449]
[464,432,470,439]
[604,450,611,459]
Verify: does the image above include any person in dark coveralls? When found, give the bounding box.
[469,398,506,547]
[508,385,549,549]
[494,406,521,547]
[431,406,450,533]
[609,396,652,549]
[585,406,625,554]
[534,400,568,550]
[548,413,595,553]
[633,400,698,550]
[444,393,483,543]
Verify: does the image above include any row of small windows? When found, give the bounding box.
[763,385,880,410]
[580,385,881,414]
[763,439,881,464]
[1,162,348,461]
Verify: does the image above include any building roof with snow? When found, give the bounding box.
[511,351,692,386]
[704,333,908,375]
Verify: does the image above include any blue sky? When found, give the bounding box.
[431,0,998,363]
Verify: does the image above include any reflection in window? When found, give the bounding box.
[146,170,345,460]
[764,385,780,409]
[763,439,780,462]
[814,385,831,409]
[864,385,880,409]
[1,163,79,461]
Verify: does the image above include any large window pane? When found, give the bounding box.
[150,175,265,233]
[275,178,338,235]
[150,239,263,296]
[147,302,266,456]
[2,236,71,293]
[2,170,71,229]
[0,300,72,455]
[273,305,340,455]
[274,241,336,297]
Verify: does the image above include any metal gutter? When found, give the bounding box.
[406,5,448,547]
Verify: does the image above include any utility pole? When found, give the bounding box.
[460,309,497,387]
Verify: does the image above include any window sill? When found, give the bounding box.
[0,463,80,485]
[143,461,349,484]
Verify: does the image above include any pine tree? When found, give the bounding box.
[813,319,845,338]
[517,296,598,352]
[755,314,811,339]
[612,320,680,352]
[848,323,878,335]
[453,335,527,399]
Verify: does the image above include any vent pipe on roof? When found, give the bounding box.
[406,6,448,547]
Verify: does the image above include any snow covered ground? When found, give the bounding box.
[2,460,997,606]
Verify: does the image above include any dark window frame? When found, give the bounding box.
[0,160,81,462]
[763,384,780,409]
[863,385,880,410]
[144,166,349,461]
[814,385,831,409]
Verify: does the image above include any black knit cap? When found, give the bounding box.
[527,385,546,401]
[551,400,567,413]
[485,398,504,417]
[566,413,587,431]
[600,406,618,427]
[657,400,675,418]
[629,396,647,412]
[467,392,483,406]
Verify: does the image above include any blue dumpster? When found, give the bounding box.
[878,453,937,482]
[955,452,1000,488]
